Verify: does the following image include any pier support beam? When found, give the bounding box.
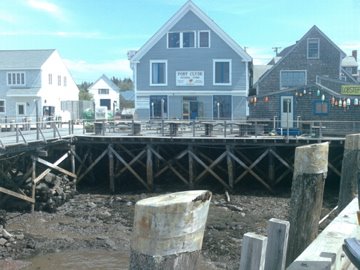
[129,190,211,270]
[287,142,329,265]
[338,134,360,212]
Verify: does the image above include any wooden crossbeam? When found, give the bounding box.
[0,187,34,203]
[328,161,341,177]
[150,147,189,185]
[236,150,269,182]
[33,152,70,184]
[77,148,108,183]
[115,149,146,177]
[118,144,146,169]
[35,156,76,179]
[230,151,273,192]
[109,146,149,190]
[190,151,230,190]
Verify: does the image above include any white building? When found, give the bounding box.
[0,49,79,122]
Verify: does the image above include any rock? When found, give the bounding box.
[87,202,97,208]
[2,229,12,240]
[0,238,7,246]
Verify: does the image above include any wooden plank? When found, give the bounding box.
[264,218,290,270]
[0,187,34,203]
[35,156,76,178]
[33,152,70,184]
[240,232,267,270]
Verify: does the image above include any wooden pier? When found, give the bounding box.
[0,119,346,208]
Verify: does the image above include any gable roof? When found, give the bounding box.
[130,0,251,62]
[89,74,120,92]
[256,25,346,86]
[0,49,55,70]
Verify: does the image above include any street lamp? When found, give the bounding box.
[151,102,154,119]
[34,99,39,140]
[113,100,117,121]
[161,99,165,119]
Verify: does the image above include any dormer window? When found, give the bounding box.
[307,38,320,59]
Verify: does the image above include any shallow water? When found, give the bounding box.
[23,250,216,270]
[24,250,129,270]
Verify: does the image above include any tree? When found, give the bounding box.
[78,81,93,101]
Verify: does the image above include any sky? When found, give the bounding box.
[0,0,359,84]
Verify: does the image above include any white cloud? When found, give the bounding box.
[246,47,274,65]
[0,12,16,23]
[25,0,65,20]
[63,58,133,83]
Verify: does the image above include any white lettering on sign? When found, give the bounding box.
[176,71,204,86]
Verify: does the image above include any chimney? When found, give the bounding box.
[352,50,357,61]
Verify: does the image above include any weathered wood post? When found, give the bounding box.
[239,232,267,270]
[129,190,212,270]
[264,218,290,270]
[286,142,329,265]
[338,134,360,212]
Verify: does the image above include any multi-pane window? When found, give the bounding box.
[199,31,210,48]
[168,31,195,48]
[63,76,67,87]
[0,100,5,113]
[17,103,25,115]
[98,88,109,94]
[7,72,25,86]
[280,70,306,89]
[57,75,61,86]
[214,60,231,85]
[168,32,180,48]
[182,32,195,48]
[48,74,52,85]
[150,60,167,85]
[314,100,328,115]
[307,38,320,59]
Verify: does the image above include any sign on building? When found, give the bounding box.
[341,85,360,95]
[176,71,204,86]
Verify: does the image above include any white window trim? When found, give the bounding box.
[6,71,26,86]
[150,60,168,86]
[16,102,26,116]
[167,31,196,49]
[198,30,210,48]
[307,38,320,59]
[213,59,232,86]
[280,70,307,89]
[0,99,6,114]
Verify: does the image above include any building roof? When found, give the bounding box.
[342,56,358,67]
[121,90,135,101]
[256,25,347,86]
[89,74,120,92]
[0,49,55,70]
[253,65,272,84]
[129,0,251,63]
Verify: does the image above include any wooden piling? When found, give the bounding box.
[286,142,329,265]
[108,144,115,193]
[338,134,360,212]
[129,190,212,270]
[264,218,290,270]
[146,145,153,191]
[239,232,267,270]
